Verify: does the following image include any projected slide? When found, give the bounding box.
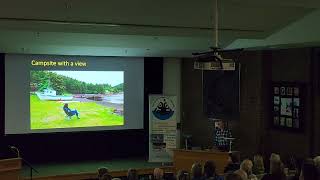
[5,54,144,134]
[30,71,124,129]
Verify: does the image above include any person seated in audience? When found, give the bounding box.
[111,178,121,180]
[203,160,223,180]
[314,156,320,179]
[101,174,112,180]
[98,167,109,180]
[270,153,281,163]
[261,154,286,180]
[127,168,138,180]
[191,162,203,180]
[224,153,241,173]
[154,168,164,180]
[234,170,247,180]
[176,170,189,180]
[225,173,242,180]
[234,159,257,180]
[299,158,317,180]
[252,155,265,175]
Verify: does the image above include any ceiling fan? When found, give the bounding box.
[193,0,243,71]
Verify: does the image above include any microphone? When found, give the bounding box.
[8,145,20,158]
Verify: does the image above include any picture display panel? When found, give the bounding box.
[5,54,144,134]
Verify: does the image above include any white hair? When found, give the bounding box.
[314,156,320,168]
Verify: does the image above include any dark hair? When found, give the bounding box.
[97,167,109,179]
[204,160,216,178]
[127,168,138,180]
[301,158,317,180]
[225,173,242,180]
[100,174,112,180]
[177,170,189,180]
[63,103,68,108]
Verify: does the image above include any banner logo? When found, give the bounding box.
[152,97,175,120]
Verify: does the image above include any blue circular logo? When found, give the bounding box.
[152,97,175,120]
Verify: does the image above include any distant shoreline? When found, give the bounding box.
[72,97,123,110]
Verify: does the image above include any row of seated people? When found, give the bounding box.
[95,167,168,180]
[223,153,320,180]
[94,153,320,180]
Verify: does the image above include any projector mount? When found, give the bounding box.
[192,0,243,70]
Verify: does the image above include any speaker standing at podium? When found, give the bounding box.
[213,120,232,152]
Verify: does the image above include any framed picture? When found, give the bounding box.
[271,82,304,132]
[280,87,286,95]
[287,87,293,96]
[280,117,285,126]
[286,118,293,127]
[280,98,292,116]
[274,96,280,105]
[273,116,279,125]
[294,88,299,96]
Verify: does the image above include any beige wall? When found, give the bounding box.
[163,58,182,148]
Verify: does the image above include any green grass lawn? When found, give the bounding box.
[30,95,124,130]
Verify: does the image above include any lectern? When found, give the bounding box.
[173,149,229,174]
[0,158,22,180]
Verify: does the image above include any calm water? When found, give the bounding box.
[104,93,123,104]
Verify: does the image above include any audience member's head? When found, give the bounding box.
[261,159,286,180]
[111,178,121,180]
[98,167,109,180]
[225,173,242,180]
[176,170,189,180]
[127,168,138,180]
[270,153,281,163]
[191,162,202,179]
[154,168,164,180]
[253,155,265,175]
[234,169,248,180]
[269,153,282,174]
[300,158,317,180]
[101,174,112,180]
[203,160,217,178]
[240,159,253,175]
[314,156,320,167]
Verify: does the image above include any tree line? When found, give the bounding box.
[30,71,123,95]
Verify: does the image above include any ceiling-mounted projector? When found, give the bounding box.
[192,0,243,71]
[194,59,235,71]
[192,51,236,71]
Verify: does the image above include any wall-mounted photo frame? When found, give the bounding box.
[271,82,304,132]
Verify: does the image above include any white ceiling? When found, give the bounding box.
[0,0,319,57]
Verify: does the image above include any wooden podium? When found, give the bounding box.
[0,158,22,180]
[173,149,229,174]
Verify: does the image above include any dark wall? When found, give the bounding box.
[312,48,320,155]
[262,48,313,158]
[181,48,320,159]
[181,58,211,146]
[182,51,265,155]
[0,55,163,163]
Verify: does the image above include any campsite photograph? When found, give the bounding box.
[30,71,124,130]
